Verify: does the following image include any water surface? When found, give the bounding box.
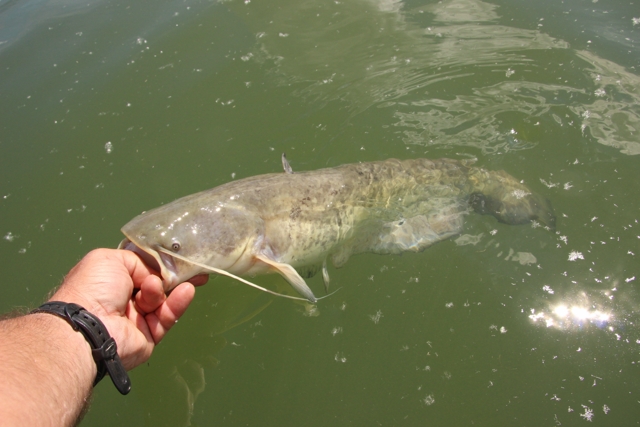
[1,0,639,425]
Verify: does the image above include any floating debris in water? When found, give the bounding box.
[580,405,594,422]
[369,310,383,324]
[568,251,584,261]
[104,141,113,153]
[423,394,435,406]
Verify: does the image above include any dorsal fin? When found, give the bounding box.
[282,153,293,174]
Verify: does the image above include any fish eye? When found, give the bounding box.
[171,242,181,252]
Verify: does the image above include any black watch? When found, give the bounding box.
[31,301,131,395]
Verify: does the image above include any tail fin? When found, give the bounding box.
[468,169,556,230]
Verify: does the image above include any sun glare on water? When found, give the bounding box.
[528,291,614,330]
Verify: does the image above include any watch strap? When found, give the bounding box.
[31,301,131,395]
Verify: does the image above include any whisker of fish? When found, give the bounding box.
[156,247,338,302]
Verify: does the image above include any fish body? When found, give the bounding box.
[120,158,554,302]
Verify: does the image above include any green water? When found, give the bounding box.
[1,0,639,425]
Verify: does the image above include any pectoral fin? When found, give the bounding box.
[255,254,317,303]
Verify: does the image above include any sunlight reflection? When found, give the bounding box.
[528,293,614,330]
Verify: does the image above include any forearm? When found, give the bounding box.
[0,313,96,427]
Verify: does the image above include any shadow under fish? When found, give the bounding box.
[119,157,555,303]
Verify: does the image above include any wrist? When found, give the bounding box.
[0,314,97,427]
[31,302,131,395]
[29,312,97,381]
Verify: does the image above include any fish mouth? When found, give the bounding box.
[118,234,181,292]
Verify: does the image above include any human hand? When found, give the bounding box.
[50,248,208,370]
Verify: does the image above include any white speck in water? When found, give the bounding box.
[334,352,347,363]
[542,285,554,294]
[278,33,289,37]
[490,229,498,235]
[564,182,573,190]
[445,302,454,308]
[369,310,383,324]
[625,276,635,282]
[423,394,435,406]
[331,327,343,336]
[104,141,113,153]
[603,404,610,414]
[500,326,507,334]
[4,232,16,242]
[240,53,253,61]
[231,172,236,179]
[632,17,640,26]
[568,251,584,261]
[505,68,515,77]
[594,88,606,97]
[580,405,594,421]
[540,178,559,188]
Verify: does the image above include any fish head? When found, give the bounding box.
[120,199,263,292]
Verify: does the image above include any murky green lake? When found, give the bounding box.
[1,0,639,425]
